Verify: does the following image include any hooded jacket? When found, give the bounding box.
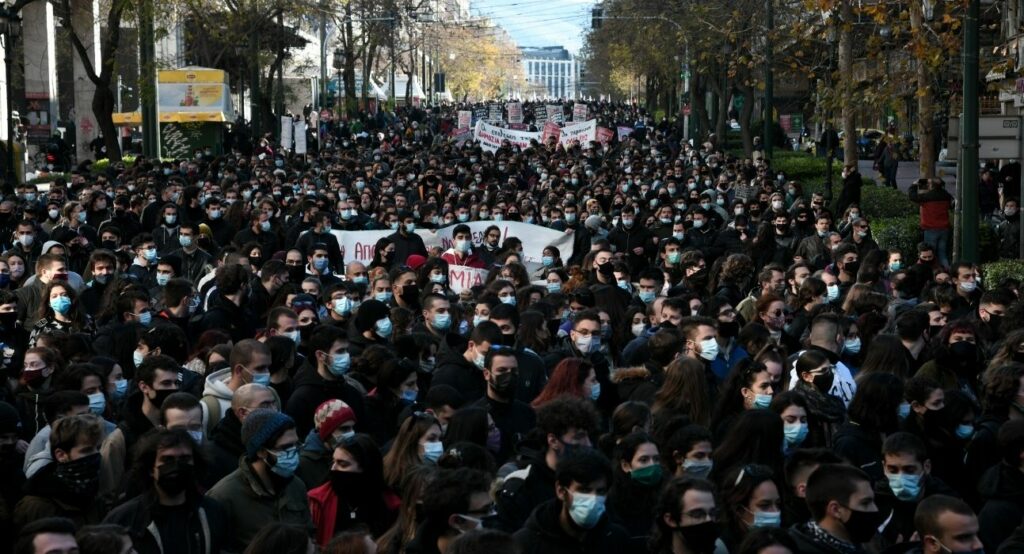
[433,341,487,402]
[513,498,629,554]
[496,452,557,533]
[611,366,657,405]
[978,462,1024,552]
[200,368,234,432]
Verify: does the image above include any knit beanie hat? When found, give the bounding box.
[354,299,390,333]
[241,409,294,460]
[314,400,356,442]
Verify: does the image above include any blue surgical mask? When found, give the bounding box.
[542,256,554,267]
[500,295,517,306]
[753,393,773,409]
[617,279,630,291]
[314,258,329,272]
[133,349,146,368]
[87,392,106,415]
[248,370,270,386]
[138,311,153,327]
[898,402,912,420]
[683,459,713,479]
[433,312,452,330]
[844,337,862,354]
[352,276,368,285]
[590,382,601,401]
[50,296,72,315]
[270,446,300,477]
[329,352,351,376]
[430,273,447,284]
[156,274,170,287]
[333,297,354,316]
[886,472,922,501]
[750,510,782,528]
[956,424,975,439]
[112,378,129,400]
[144,248,158,263]
[375,318,393,338]
[375,291,393,303]
[422,440,444,463]
[179,235,193,248]
[639,291,656,303]
[401,389,418,403]
[575,334,599,355]
[784,422,809,446]
[547,282,561,294]
[568,493,606,529]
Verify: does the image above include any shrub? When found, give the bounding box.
[872,216,921,257]
[27,174,70,186]
[981,259,1024,288]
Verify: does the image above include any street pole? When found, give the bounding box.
[319,0,326,109]
[764,0,774,158]
[139,0,159,159]
[3,10,17,191]
[959,0,979,263]
[249,28,261,138]
[276,10,285,123]
[390,13,396,111]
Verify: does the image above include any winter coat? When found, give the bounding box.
[611,366,658,406]
[285,363,368,439]
[789,521,867,554]
[978,463,1024,552]
[495,454,557,533]
[100,392,157,498]
[513,498,630,554]
[13,461,105,532]
[833,421,884,482]
[203,408,245,487]
[470,395,536,464]
[205,458,314,552]
[874,474,958,548]
[103,492,227,554]
[432,345,486,402]
[307,478,396,546]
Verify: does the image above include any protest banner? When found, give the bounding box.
[447,266,489,294]
[534,108,548,126]
[507,102,523,124]
[473,120,540,152]
[546,104,563,124]
[293,121,307,154]
[541,121,561,144]
[472,106,487,124]
[457,110,472,132]
[280,117,293,150]
[597,126,614,145]
[558,119,596,147]
[488,103,503,122]
[331,221,574,272]
[617,126,634,141]
[573,103,588,122]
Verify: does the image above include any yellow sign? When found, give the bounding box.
[158,69,228,84]
[158,112,227,123]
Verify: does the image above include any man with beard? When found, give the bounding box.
[206,409,312,550]
[14,414,105,529]
[103,428,227,554]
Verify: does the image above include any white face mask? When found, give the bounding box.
[698,338,719,361]
[631,322,646,337]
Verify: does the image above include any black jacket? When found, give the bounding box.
[496,453,557,533]
[789,521,867,554]
[432,345,486,402]
[470,394,536,464]
[874,475,957,548]
[188,293,255,344]
[833,421,884,482]
[387,230,428,266]
[513,498,630,554]
[203,408,245,487]
[978,463,1024,553]
[103,492,227,554]
[285,363,368,438]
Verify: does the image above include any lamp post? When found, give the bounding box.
[824,19,837,204]
[333,47,343,116]
[764,0,774,158]
[958,0,980,263]
[1,4,18,191]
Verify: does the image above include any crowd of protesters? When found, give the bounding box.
[0,100,1020,554]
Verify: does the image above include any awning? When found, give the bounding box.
[113,112,141,126]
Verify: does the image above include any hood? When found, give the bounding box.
[202,368,234,401]
[209,407,244,453]
[978,463,1024,501]
[611,366,650,384]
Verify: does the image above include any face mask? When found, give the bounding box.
[844,337,862,354]
[750,510,782,528]
[156,274,170,287]
[328,351,351,376]
[137,311,153,327]
[678,521,720,553]
[111,378,129,401]
[333,297,354,316]
[639,291,656,304]
[144,248,158,263]
[698,338,719,361]
[826,284,840,301]
[960,281,977,293]
[567,492,606,529]
[433,312,452,330]
[784,422,809,446]
[422,440,444,463]
[667,251,682,264]
[898,401,912,420]
[50,296,72,315]
[575,334,599,355]
[248,370,270,386]
[490,372,518,397]
[314,258,329,272]
[692,219,704,229]
[178,234,194,248]
[18,234,35,247]
[590,381,601,401]
[622,218,634,228]
[375,318,393,338]
[284,329,301,345]
[682,458,713,479]
[542,256,554,267]
[841,506,886,544]
[401,389,418,403]
[54,452,102,496]
[771,200,784,210]
[457,213,470,222]
[259,220,272,232]
[753,393,773,409]
[950,341,977,361]
[956,424,974,439]
[420,357,436,374]
[269,446,300,478]
[630,463,663,486]
[885,472,923,502]
[133,348,147,368]
[48,208,60,220]
[375,291,393,303]
[455,239,471,253]
[87,392,106,415]
[617,279,630,291]
[631,322,646,337]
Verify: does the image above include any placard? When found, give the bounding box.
[546,104,563,124]
[573,103,588,122]
[507,102,523,124]
[280,116,293,150]
[294,121,308,154]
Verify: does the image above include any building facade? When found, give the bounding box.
[519,46,579,99]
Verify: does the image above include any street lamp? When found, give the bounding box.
[333,47,343,116]
[0,4,20,192]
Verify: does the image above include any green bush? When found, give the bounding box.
[981,259,1024,287]
[872,215,921,256]
[27,174,70,185]
[858,186,917,220]
[90,155,137,174]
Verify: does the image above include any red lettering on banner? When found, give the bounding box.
[356,242,376,260]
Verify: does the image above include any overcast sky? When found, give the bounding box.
[471,0,597,54]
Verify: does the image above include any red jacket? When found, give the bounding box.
[308,481,401,546]
[909,186,953,230]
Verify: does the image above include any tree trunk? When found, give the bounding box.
[738,84,756,156]
[692,75,711,139]
[93,85,120,161]
[839,0,857,165]
[910,0,935,178]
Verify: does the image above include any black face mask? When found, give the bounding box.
[813,372,835,394]
[101,240,119,250]
[1014,351,1024,364]
[841,507,886,544]
[149,388,177,408]
[0,311,16,331]
[330,469,371,497]
[843,261,860,276]
[987,313,1004,335]
[678,521,720,554]
[55,452,101,497]
[597,261,614,276]
[718,320,739,339]
[499,333,517,347]
[400,283,420,307]
[490,372,518,397]
[287,265,306,283]
[949,341,978,363]
[157,460,196,496]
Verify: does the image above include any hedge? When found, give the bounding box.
[27,174,70,186]
[90,156,137,174]
[982,259,1024,286]
[872,216,921,256]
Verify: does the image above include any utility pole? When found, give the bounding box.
[319,0,327,110]
[390,8,397,110]
[276,10,285,122]
[958,0,979,262]
[763,0,774,158]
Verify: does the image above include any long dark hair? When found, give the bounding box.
[710,410,784,484]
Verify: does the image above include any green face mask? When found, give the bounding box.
[629,463,664,487]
